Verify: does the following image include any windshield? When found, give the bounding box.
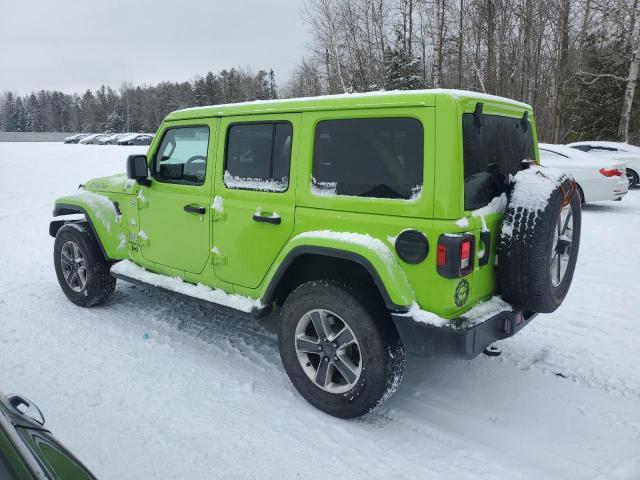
[462,113,534,210]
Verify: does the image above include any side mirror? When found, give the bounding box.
[127,154,151,186]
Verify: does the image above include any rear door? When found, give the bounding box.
[212,114,299,288]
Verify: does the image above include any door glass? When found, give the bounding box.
[154,126,209,185]
[224,122,292,192]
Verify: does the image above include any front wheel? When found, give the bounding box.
[278,280,405,418]
[54,223,116,307]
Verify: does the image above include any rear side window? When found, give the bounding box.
[154,126,209,185]
[462,114,534,210]
[312,118,423,200]
[225,122,292,192]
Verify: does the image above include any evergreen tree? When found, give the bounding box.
[383,32,424,91]
[565,33,627,142]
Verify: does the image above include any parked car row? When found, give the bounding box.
[63,133,154,146]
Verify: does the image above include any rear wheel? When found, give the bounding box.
[278,280,405,418]
[54,223,116,307]
[626,168,639,188]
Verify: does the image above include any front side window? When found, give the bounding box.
[154,126,209,185]
[312,118,423,200]
[462,114,534,210]
[224,122,292,192]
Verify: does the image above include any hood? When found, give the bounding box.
[83,173,134,194]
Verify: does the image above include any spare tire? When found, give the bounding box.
[498,167,581,313]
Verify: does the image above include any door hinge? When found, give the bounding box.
[211,210,226,222]
[128,232,149,246]
[210,249,226,265]
[136,191,148,209]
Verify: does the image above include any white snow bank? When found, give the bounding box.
[111,260,262,313]
[403,296,513,328]
[224,171,287,192]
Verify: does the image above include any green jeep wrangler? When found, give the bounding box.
[50,90,581,418]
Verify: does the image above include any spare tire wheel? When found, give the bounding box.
[498,168,581,313]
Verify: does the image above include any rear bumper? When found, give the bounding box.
[391,309,538,359]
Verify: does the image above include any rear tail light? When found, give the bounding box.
[437,234,475,278]
[460,239,471,270]
[599,167,622,177]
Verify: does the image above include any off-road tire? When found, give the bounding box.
[498,181,581,313]
[278,280,405,419]
[54,222,116,307]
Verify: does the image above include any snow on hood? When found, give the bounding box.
[84,173,133,194]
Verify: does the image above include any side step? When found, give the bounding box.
[110,261,271,319]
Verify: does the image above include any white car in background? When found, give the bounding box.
[539,143,628,203]
[566,141,640,188]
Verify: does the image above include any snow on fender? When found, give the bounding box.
[498,166,581,313]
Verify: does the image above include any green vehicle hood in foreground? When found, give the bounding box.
[0,393,95,479]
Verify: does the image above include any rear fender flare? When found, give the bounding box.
[261,232,416,311]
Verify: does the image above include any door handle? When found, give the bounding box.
[479,230,491,266]
[252,213,281,225]
[184,204,206,215]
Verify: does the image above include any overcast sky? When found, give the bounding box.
[0,0,309,95]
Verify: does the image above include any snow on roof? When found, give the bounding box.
[172,89,531,117]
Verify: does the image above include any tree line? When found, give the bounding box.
[0,69,277,134]
[1,0,638,143]
[288,0,639,143]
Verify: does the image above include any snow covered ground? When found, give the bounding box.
[1,142,639,480]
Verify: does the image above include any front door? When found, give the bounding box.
[138,121,217,274]
[212,114,299,288]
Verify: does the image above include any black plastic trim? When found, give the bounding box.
[391,309,538,358]
[51,203,113,261]
[260,246,408,312]
[479,230,491,267]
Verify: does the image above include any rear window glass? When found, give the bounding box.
[462,113,534,210]
[312,118,423,200]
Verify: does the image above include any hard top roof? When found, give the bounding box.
[167,89,532,121]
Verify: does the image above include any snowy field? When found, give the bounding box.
[1,142,639,480]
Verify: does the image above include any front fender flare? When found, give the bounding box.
[52,192,125,261]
